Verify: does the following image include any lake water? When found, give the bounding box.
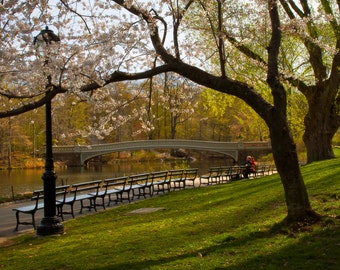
[0,159,229,199]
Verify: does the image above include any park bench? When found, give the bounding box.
[104,176,129,206]
[254,164,273,177]
[183,168,198,188]
[151,171,169,194]
[255,164,266,177]
[199,167,221,186]
[223,166,244,182]
[219,166,232,183]
[129,173,151,200]
[60,180,102,217]
[228,166,244,180]
[12,185,69,231]
[265,164,273,175]
[169,169,185,190]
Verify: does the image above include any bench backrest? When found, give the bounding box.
[71,180,102,196]
[31,185,70,206]
[104,176,128,190]
[220,166,233,176]
[30,189,43,209]
[168,169,184,180]
[202,167,220,178]
[184,168,198,180]
[128,173,150,186]
[55,185,71,203]
[150,171,168,182]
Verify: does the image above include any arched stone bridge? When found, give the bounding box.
[53,139,272,166]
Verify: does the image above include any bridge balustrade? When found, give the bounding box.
[52,140,271,166]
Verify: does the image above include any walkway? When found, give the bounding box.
[0,178,202,244]
[0,193,137,245]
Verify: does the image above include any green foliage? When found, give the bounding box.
[199,88,269,141]
[1,158,339,269]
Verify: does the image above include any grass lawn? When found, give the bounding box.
[1,158,340,269]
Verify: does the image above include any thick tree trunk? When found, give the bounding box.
[303,85,339,163]
[303,120,335,163]
[264,0,318,222]
[269,115,317,222]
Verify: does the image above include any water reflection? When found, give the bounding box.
[0,159,229,199]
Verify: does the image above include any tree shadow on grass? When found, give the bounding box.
[95,220,340,270]
[214,222,340,270]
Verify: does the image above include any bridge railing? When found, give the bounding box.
[53,140,271,153]
[242,142,272,148]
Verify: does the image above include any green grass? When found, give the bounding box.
[1,158,340,270]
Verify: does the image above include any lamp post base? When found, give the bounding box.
[36,216,64,236]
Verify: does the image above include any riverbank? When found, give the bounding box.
[0,150,197,170]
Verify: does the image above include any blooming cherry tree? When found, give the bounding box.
[2,0,337,223]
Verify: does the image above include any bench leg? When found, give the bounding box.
[14,211,36,231]
[57,205,64,221]
[80,198,97,213]
[107,194,116,206]
[32,213,36,230]
[100,197,106,210]
[15,211,20,231]
[91,198,97,212]
[79,200,84,214]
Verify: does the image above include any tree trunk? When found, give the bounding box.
[269,113,317,222]
[303,119,335,163]
[303,85,339,163]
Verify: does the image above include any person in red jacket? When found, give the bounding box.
[243,156,256,178]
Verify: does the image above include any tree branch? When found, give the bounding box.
[280,0,327,81]
[0,85,67,118]
[112,0,176,64]
[80,65,173,92]
[0,90,45,99]
[267,0,287,113]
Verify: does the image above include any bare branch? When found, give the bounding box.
[0,90,45,99]
[0,85,67,118]
[80,65,173,92]
[59,0,91,34]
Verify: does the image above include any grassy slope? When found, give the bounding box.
[0,158,339,270]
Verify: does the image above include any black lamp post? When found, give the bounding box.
[34,26,64,236]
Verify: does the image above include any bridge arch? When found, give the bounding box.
[53,140,271,166]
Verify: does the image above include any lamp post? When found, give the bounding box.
[34,26,64,236]
[31,120,36,160]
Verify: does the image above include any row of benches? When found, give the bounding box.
[13,164,275,231]
[12,168,198,231]
[198,164,275,185]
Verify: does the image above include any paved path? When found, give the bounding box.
[0,177,203,245]
[0,200,40,245]
[0,197,127,245]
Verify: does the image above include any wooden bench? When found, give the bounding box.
[104,176,128,206]
[12,185,69,231]
[169,169,185,190]
[199,167,221,186]
[183,168,198,188]
[219,166,232,183]
[129,173,151,200]
[265,164,272,175]
[61,180,102,217]
[55,185,72,220]
[226,166,243,181]
[151,171,169,194]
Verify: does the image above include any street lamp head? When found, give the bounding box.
[33,26,60,45]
